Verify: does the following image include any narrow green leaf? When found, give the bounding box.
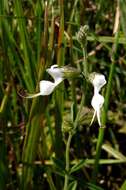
[51,169,66,178]
[46,170,57,190]
[119,0,126,38]
[87,182,104,190]
[71,159,126,165]
[102,143,126,161]
[52,157,65,171]
[68,181,77,190]
[34,0,43,65]
[70,160,86,174]
[14,0,36,92]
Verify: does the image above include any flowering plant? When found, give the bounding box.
[89,73,106,126]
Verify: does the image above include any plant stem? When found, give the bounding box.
[54,0,64,160]
[63,133,72,190]
[67,0,79,34]
[63,25,88,190]
[63,81,85,189]
[0,83,11,114]
[91,126,105,183]
[82,47,88,78]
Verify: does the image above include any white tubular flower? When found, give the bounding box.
[23,65,64,98]
[90,93,104,127]
[24,80,57,98]
[90,73,106,126]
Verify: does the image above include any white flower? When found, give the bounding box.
[46,64,64,85]
[24,65,64,98]
[90,93,104,127]
[90,73,106,126]
[92,74,106,93]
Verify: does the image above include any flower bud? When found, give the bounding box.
[76,25,89,47]
[62,65,81,79]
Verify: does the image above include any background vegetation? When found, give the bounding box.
[1,0,126,189]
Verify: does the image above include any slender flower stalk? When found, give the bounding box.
[63,133,73,190]
[63,26,89,190]
[91,21,120,183]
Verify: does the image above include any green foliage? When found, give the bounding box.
[0,0,126,190]
[120,181,126,190]
[70,160,86,174]
[68,181,77,190]
[86,182,104,190]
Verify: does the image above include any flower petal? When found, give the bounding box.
[93,74,106,92]
[90,110,96,126]
[39,80,56,95]
[46,65,64,82]
[91,94,104,126]
[96,108,101,126]
[24,92,41,98]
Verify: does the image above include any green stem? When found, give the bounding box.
[63,83,85,190]
[63,26,88,189]
[54,0,64,160]
[91,126,105,182]
[82,46,88,78]
[0,83,11,114]
[67,0,79,34]
[54,1,65,189]
[74,94,85,128]
[63,133,72,190]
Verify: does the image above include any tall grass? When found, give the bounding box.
[1,0,126,190]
